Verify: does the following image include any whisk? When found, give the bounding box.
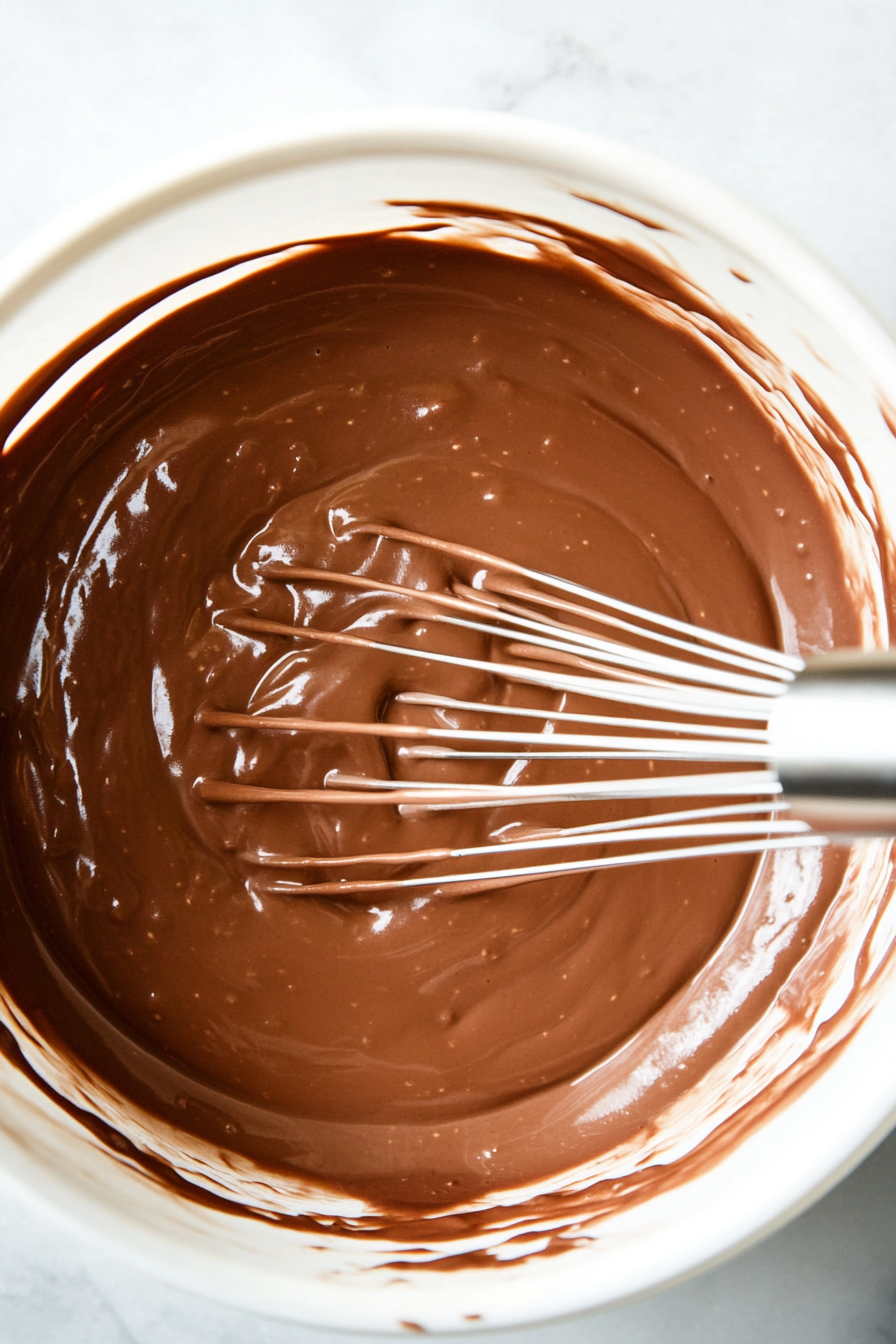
[195,525,896,898]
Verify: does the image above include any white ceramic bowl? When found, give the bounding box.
[1,109,896,1334]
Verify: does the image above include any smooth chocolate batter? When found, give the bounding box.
[0,207,892,1242]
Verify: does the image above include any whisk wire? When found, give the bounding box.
[345,523,803,673]
[224,613,781,722]
[267,562,790,688]
[243,808,809,869]
[254,835,820,899]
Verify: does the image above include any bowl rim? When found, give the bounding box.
[1,107,894,373]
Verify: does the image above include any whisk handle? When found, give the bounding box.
[770,650,896,835]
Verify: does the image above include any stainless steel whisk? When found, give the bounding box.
[196,525,896,898]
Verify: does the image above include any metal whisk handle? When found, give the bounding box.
[771,650,896,835]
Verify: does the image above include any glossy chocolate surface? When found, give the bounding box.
[0,214,889,1234]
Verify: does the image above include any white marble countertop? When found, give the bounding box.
[2,1,896,1339]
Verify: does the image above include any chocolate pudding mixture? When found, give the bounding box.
[0,211,890,1233]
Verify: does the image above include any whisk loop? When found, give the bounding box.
[195,524,828,897]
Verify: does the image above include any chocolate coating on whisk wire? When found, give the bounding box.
[0,212,891,1234]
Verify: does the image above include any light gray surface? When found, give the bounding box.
[2,1,896,1339]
